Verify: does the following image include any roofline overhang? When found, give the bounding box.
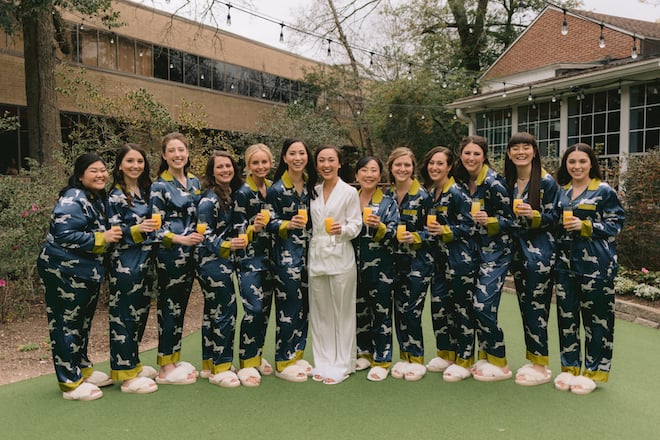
[448,57,660,111]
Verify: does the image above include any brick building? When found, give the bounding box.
[0,0,323,173]
[448,6,660,166]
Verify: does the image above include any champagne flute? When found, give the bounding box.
[196,214,207,235]
[363,207,372,238]
[259,204,272,237]
[298,207,308,238]
[513,198,522,215]
[325,217,336,246]
[151,212,162,229]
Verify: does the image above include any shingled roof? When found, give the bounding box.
[572,9,660,40]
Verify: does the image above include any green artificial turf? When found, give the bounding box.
[1,293,659,440]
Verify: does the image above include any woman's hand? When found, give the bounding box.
[139,218,159,233]
[563,215,582,232]
[173,233,204,246]
[515,202,534,219]
[427,220,442,235]
[472,210,488,226]
[230,236,248,251]
[288,214,306,230]
[104,227,122,243]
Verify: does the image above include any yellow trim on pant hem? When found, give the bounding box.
[212,362,233,374]
[526,352,549,366]
[202,359,214,371]
[372,361,391,369]
[583,369,609,382]
[111,365,141,381]
[437,350,457,362]
[240,355,262,369]
[59,378,84,392]
[158,352,181,366]
[455,358,474,369]
[561,365,581,376]
[485,353,508,367]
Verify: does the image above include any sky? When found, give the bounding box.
[131,0,660,60]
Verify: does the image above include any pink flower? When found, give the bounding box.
[641,267,650,274]
[31,204,39,212]
[0,279,6,288]
[21,210,29,218]
[12,244,18,251]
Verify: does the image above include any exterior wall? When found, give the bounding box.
[485,9,634,81]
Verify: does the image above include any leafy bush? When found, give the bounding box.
[618,150,660,271]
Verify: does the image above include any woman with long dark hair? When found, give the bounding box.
[421,146,477,382]
[107,144,159,394]
[195,150,245,387]
[454,135,515,382]
[307,145,362,385]
[553,143,624,395]
[503,132,560,386]
[37,153,122,400]
[353,156,399,382]
[150,132,204,385]
[266,138,318,382]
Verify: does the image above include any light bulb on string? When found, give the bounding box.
[502,82,507,98]
[561,9,568,36]
[527,86,533,101]
[599,24,605,48]
[327,39,332,57]
[407,63,412,81]
[279,23,285,43]
[632,36,638,59]
[369,52,374,68]
[388,113,393,118]
[79,23,84,31]
[551,89,557,103]
[226,3,232,26]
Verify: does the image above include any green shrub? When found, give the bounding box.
[618,150,660,271]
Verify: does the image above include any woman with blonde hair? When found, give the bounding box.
[385,147,434,382]
[233,143,276,386]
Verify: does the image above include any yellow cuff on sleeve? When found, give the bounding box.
[486,216,500,236]
[530,210,542,229]
[93,231,106,254]
[162,231,175,248]
[130,225,145,243]
[441,225,453,243]
[373,222,386,241]
[279,221,290,240]
[580,219,593,238]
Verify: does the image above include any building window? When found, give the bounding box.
[517,100,561,157]
[153,45,169,80]
[568,89,621,158]
[476,109,512,159]
[184,53,199,86]
[630,82,660,154]
[98,30,117,70]
[117,36,135,74]
[80,28,98,67]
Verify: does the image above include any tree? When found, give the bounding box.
[0,1,118,164]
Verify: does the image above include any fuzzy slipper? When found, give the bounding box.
[295,359,314,376]
[471,359,487,374]
[515,364,552,386]
[121,376,158,394]
[85,371,113,387]
[472,362,512,382]
[554,372,576,391]
[355,357,371,371]
[237,367,261,387]
[322,366,349,385]
[443,364,472,383]
[209,371,241,388]
[404,363,427,382]
[275,365,308,383]
[138,365,158,380]
[426,357,452,373]
[311,366,327,382]
[570,375,597,395]
[256,358,273,376]
[62,382,103,401]
[367,366,389,382]
[155,364,197,385]
[391,361,410,379]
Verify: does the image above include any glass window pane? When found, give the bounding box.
[645,129,659,152]
[136,43,152,76]
[568,117,579,136]
[594,91,607,113]
[648,85,660,105]
[629,131,643,153]
[647,106,660,128]
[568,97,579,116]
[199,57,212,89]
[169,49,183,83]
[607,112,620,132]
[550,101,561,118]
[117,36,135,74]
[153,45,168,80]
[605,134,619,155]
[81,28,98,67]
[98,31,117,70]
[630,85,644,107]
[184,53,198,86]
[594,113,606,133]
[608,89,621,110]
[212,61,225,91]
[581,95,593,114]
[581,115,593,135]
[630,108,644,130]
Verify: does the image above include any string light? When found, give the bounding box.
[551,89,557,102]
[369,51,374,67]
[502,82,507,98]
[472,83,479,95]
[632,35,638,59]
[79,23,84,30]
[599,24,605,48]
[561,8,568,35]
[527,86,533,101]
[110,34,115,44]
[226,3,232,26]
[279,23,285,43]
[407,63,412,81]
[326,39,332,57]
